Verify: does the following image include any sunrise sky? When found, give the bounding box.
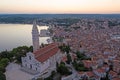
[0,0,120,14]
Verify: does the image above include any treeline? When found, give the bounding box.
[0,14,120,24]
[0,16,34,24]
[0,46,33,80]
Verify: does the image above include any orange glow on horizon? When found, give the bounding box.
[0,0,120,14]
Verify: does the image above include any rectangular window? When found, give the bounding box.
[29,56,31,60]
[25,64,27,67]
[30,64,32,69]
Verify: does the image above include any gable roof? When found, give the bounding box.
[33,43,59,62]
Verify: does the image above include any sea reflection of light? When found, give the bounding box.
[0,24,49,51]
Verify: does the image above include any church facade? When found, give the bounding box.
[21,21,62,78]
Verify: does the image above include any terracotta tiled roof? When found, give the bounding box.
[34,43,57,56]
[109,71,118,77]
[34,43,59,62]
[78,72,85,75]
[113,78,120,80]
[102,64,109,70]
[82,60,96,68]
[86,71,94,77]
[61,56,67,62]
[95,68,105,73]
[71,53,77,60]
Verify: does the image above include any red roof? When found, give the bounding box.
[95,68,105,73]
[34,43,59,62]
[113,78,120,80]
[62,56,67,62]
[86,71,94,77]
[82,60,96,68]
[109,71,118,77]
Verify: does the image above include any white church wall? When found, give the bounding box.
[40,59,50,73]
[55,51,62,63]
[32,60,41,71]
[21,57,27,67]
[22,54,42,72]
[49,56,55,68]
[22,52,36,69]
[26,52,36,64]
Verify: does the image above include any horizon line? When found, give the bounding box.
[0,13,120,15]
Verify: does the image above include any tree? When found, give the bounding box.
[41,43,45,47]
[59,45,71,54]
[105,71,110,80]
[0,50,14,62]
[57,62,71,75]
[15,53,23,63]
[76,51,84,59]
[75,51,90,60]
[11,46,30,63]
[37,78,43,80]
[65,45,71,54]
[44,77,52,80]
[72,60,90,71]
[0,72,6,80]
[77,67,85,71]
[0,65,5,73]
[100,71,110,80]
[109,64,113,71]
[29,46,33,52]
[51,71,56,78]
[81,75,89,80]
[0,58,9,67]
[0,51,8,59]
[66,54,72,64]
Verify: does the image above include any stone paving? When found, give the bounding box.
[5,63,34,80]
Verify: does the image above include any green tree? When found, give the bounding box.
[59,45,71,53]
[105,71,110,80]
[57,62,71,75]
[76,51,84,59]
[51,71,56,78]
[11,46,29,63]
[75,51,90,60]
[29,46,33,52]
[44,77,52,80]
[100,71,110,80]
[0,65,5,73]
[37,78,43,80]
[66,54,72,64]
[0,72,6,80]
[109,64,113,71]
[72,60,90,71]
[0,58,9,67]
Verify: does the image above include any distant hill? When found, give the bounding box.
[0,14,120,24]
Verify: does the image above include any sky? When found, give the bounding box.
[0,0,120,14]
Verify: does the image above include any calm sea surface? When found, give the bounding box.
[0,24,49,52]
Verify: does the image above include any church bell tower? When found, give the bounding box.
[32,20,39,52]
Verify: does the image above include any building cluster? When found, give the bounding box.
[51,18,120,80]
[20,18,120,80]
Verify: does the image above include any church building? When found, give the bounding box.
[21,21,62,78]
